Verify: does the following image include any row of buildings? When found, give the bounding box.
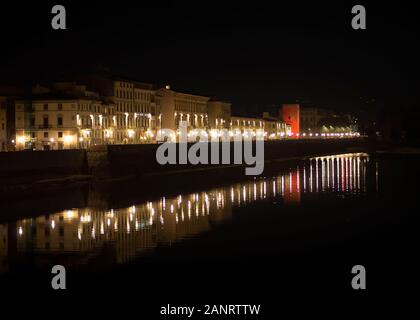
[0,75,356,151]
[282,103,357,136]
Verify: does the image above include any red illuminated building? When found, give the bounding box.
[281,104,300,136]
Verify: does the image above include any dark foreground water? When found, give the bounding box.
[0,152,419,298]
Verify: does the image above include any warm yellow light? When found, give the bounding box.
[105,129,113,138]
[210,130,218,139]
[64,135,73,143]
[127,129,135,138]
[17,136,25,144]
[65,210,75,220]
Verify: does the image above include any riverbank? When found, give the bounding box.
[0,153,354,223]
[0,138,370,195]
[0,138,376,223]
[0,140,416,223]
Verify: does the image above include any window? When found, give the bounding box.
[57,116,63,126]
[58,103,63,110]
[43,117,49,128]
[31,132,36,138]
[58,132,63,138]
[30,118,35,126]
[43,104,48,110]
[44,132,48,138]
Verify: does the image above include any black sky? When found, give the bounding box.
[0,1,418,116]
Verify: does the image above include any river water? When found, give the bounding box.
[0,152,419,295]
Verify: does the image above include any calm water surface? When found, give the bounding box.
[1,152,419,295]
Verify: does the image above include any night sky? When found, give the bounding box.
[0,1,418,116]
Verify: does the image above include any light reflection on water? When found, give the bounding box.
[0,153,371,273]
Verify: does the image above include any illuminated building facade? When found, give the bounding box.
[74,76,158,144]
[207,99,232,129]
[282,103,357,137]
[230,115,265,133]
[229,114,290,139]
[7,76,361,150]
[15,96,116,150]
[157,86,210,132]
[262,112,292,139]
[113,80,157,143]
[13,81,293,148]
[282,104,300,136]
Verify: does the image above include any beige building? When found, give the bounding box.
[75,76,158,143]
[15,93,116,150]
[207,99,231,129]
[113,81,156,143]
[157,86,209,132]
[262,112,291,138]
[11,78,293,149]
[14,80,159,150]
[230,115,264,136]
[229,114,290,140]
